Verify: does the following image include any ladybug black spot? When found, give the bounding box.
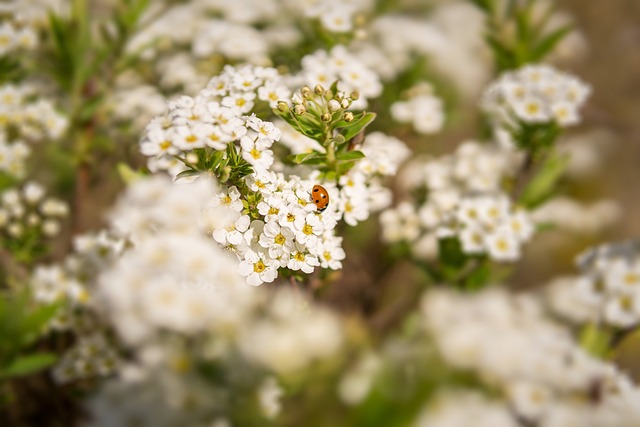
[313,188,319,192]
[315,199,319,203]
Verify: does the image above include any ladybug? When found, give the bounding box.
[311,185,329,212]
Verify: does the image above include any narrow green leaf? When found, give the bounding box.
[337,112,376,141]
[117,163,145,184]
[531,25,572,62]
[579,323,612,359]
[438,237,467,268]
[19,302,60,346]
[289,151,326,165]
[176,169,203,179]
[336,150,365,161]
[0,353,57,379]
[519,153,568,209]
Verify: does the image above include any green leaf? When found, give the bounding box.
[468,0,493,13]
[519,153,568,209]
[289,151,326,165]
[464,261,492,291]
[438,237,467,269]
[117,163,145,184]
[175,169,203,180]
[336,150,365,161]
[531,25,572,62]
[485,34,515,71]
[0,353,57,379]
[579,323,612,359]
[18,302,60,347]
[336,112,376,141]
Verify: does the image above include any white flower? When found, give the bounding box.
[259,220,295,262]
[238,249,278,286]
[293,212,325,248]
[23,181,45,204]
[485,227,520,261]
[287,244,320,274]
[317,235,346,270]
[603,292,640,328]
[215,186,243,212]
[240,135,274,170]
[257,377,282,419]
[213,214,251,246]
[246,114,282,143]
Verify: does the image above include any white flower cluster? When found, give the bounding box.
[482,64,591,129]
[0,8,38,55]
[390,83,445,135]
[299,45,382,108]
[87,287,343,426]
[98,176,255,343]
[531,197,620,235]
[30,230,125,331]
[141,64,290,177]
[0,181,67,240]
[52,333,119,385]
[380,142,531,262]
[415,392,517,427]
[0,84,68,178]
[212,173,344,286]
[300,0,372,33]
[421,289,640,427]
[548,241,640,328]
[277,127,410,225]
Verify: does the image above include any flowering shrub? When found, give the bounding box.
[1,1,639,426]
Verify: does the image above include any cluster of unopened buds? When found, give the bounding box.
[279,83,360,124]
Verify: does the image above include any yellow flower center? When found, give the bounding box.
[526,102,540,115]
[253,260,266,273]
[294,252,306,262]
[302,224,313,235]
[624,273,639,285]
[160,141,171,150]
[250,148,261,159]
[274,233,286,245]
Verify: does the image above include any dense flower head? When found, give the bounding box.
[140,64,290,178]
[299,45,382,108]
[482,64,591,131]
[381,141,530,262]
[52,333,119,385]
[548,241,640,328]
[0,181,67,240]
[0,83,67,178]
[390,82,445,135]
[421,289,640,427]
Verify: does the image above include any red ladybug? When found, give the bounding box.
[311,185,329,211]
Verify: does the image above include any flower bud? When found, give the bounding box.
[293,104,306,115]
[343,112,354,122]
[340,99,351,109]
[301,86,312,98]
[277,101,290,112]
[328,99,341,112]
[292,94,304,105]
[321,112,332,122]
[335,91,345,101]
[186,153,198,165]
[350,90,360,101]
[314,84,325,95]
